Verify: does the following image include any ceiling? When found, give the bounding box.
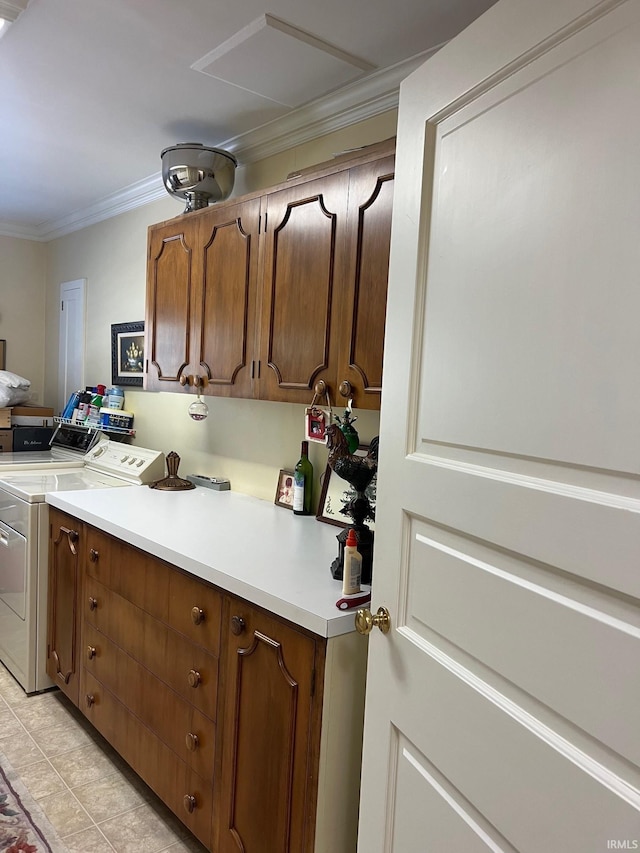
[0,0,496,241]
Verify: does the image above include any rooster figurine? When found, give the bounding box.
[325,424,379,527]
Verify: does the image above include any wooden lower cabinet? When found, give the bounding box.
[47,508,83,704]
[52,517,366,852]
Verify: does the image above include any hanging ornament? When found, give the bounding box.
[334,399,359,453]
[188,385,208,421]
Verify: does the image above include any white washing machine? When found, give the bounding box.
[0,439,165,693]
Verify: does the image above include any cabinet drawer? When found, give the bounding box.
[84,623,215,777]
[85,580,218,720]
[169,571,222,654]
[85,527,113,587]
[109,539,170,622]
[82,671,213,847]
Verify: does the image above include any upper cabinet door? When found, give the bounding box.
[145,217,200,392]
[197,198,261,398]
[257,173,349,404]
[337,155,395,410]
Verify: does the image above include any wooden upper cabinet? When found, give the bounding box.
[257,173,348,403]
[145,218,199,391]
[144,139,395,408]
[336,154,395,410]
[197,198,261,398]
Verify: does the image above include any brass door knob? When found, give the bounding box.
[85,694,95,708]
[87,646,96,660]
[314,379,327,396]
[230,615,245,636]
[88,596,98,611]
[338,380,352,398]
[191,606,205,625]
[185,732,200,752]
[179,374,193,387]
[187,669,201,688]
[355,606,391,635]
[89,548,99,563]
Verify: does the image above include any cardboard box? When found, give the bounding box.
[0,429,12,452]
[0,408,11,429]
[12,426,54,452]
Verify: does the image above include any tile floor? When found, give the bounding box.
[0,663,209,852]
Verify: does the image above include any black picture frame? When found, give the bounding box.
[111,322,144,387]
[316,445,376,530]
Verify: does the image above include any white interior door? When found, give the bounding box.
[57,278,86,414]
[358,1,640,850]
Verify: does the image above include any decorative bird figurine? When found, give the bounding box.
[325,424,379,526]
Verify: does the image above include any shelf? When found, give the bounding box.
[53,417,136,437]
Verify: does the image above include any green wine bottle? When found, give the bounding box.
[293,440,313,515]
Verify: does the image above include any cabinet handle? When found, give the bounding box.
[338,380,352,398]
[87,646,96,660]
[191,606,205,625]
[185,732,200,752]
[61,527,79,555]
[89,548,99,563]
[230,615,245,636]
[85,694,95,708]
[187,669,201,688]
[183,794,197,814]
[88,596,98,611]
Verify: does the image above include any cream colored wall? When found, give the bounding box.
[43,110,396,502]
[0,235,46,402]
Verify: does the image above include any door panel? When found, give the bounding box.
[339,157,394,408]
[199,199,261,397]
[358,1,640,850]
[146,222,197,389]
[259,175,347,403]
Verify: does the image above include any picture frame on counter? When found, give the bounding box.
[275,469,295,509]
[316,445,376,530]
[111,322,144,387]
[0,340,5,370]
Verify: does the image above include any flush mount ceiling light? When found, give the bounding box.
[191,13,376,109]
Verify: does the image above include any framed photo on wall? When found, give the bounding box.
[111,322,144,387]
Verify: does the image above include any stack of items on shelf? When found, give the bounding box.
[0,403,55,452]
[0,370,54,452]
[61,385,134,432]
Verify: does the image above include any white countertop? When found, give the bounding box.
[46,485,366,638]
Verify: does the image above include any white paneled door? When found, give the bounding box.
[57,278,86,415]
[358,0,640,850]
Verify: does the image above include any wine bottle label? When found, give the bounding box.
[293,472,305,512]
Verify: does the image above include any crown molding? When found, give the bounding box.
[1,47,438,242]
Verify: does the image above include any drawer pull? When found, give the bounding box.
[187,669,201,688]
[230,615,245,636]
[88,596,98,611]
[191,606,205,625]
[183,794,197,814]
[185,732,200,752]
[87,646,96,660]
[85,694,95,708]
[89,548,99,563]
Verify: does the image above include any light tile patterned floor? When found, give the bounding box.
[0,663,209,852]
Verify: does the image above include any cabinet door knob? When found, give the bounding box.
[179,374,193,387]
[230,615,245,636]
[187,669,201,688]
[183,794,197,814]
[89,548,99,563]
[88,596,98,611]
[338,380,352,398]
[87,646,96,660]
[185,732,200,752]
[85,694,95,708]
[191,606,205,625]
